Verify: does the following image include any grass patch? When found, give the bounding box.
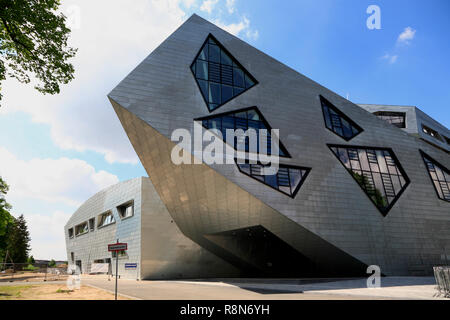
[56,288,74,294]
[0,285,33,300]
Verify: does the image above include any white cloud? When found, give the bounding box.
[200,0,218,13]
[26,211,72,260]
[0,147,119,207]
[1,0,190,164]
[397,27,416,45]
[181,0,197,8]
[226,0,236,14]
[382,53,398,64]
[214,16,259,40]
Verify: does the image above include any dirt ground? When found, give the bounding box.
[0,283,130,300]
[0,272,68,283]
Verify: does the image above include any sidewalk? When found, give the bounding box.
[81,276,445,300]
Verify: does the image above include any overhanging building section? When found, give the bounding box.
[107,14,450,276]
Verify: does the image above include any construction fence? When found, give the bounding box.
[0,263,69,283]
[433,266,450,298]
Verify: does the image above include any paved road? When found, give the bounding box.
[81,276,444,300]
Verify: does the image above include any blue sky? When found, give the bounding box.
[0,0,449,259]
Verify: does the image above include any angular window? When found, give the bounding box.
[195,107,290,157]
[89,218,95,231]
[235,159,310,198]
[68,228,74,239]
[320,96,363,141]
[329,145,410,216]
[422,125,444,142]
[420,150,450,202]
[373,111,406,128]
[191,34,258,112]
[117,201,134,219]
[75,222,88,236]
[97,211,115,228]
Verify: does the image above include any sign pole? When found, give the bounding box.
[115,238,118,300]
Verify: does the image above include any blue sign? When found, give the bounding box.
[125,263,137,269]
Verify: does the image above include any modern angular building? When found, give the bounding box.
[64,177,240,279]
[358,104,450,153]
[67,14,449,278]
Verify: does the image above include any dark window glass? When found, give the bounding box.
[198,45,208,60]
[221,84,233,103]
[209,82,221,104]
[233,68,244,87]
[195,107,290,157]
[373,111,406,128]
[420,151,450,202]
[191,35,257,111]
[320,96,363,141]
[236,160,310,197]
[208,44,220,63]
[329,145,410,216]
[196,60,208,80]
[221,50,232,66]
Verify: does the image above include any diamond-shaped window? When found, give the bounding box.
[320,96,363,141]
[191,34,257,112]
[235,159,310,198]
[329,144,410,216]
[420,150,450,202]
[195,107,290,157]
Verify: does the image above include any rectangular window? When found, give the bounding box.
[373,111,406,128]
[75,222,88,236]
[422,125,444,142]
[68,228,74,239]
[117,201,134,219]
[89,218,95,231]
[97,211,115,228]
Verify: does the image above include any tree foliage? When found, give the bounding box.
[0,176,13,237]
[6,214,31,263]
[0,0,77,105]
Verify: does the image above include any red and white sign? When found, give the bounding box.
[108,242,127,252]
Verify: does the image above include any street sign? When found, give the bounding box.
[108,240,128,300]
[125,263,137,269]
[108,242,127,252]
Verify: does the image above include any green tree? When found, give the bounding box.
[48,259,56,267]
[0,0,77,106]
[27,255,35,264]
[0,177,14,263]
[6,214,31,263]
[352,172,387,209]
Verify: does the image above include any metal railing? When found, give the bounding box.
[433,266,450,298]
[0,263,69,283]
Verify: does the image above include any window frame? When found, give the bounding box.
[117,200,134,220]
[89,218,95,231]
[422,124,444,142]
[75,221,89,237]
[190,33,258,112]
[328,144,410,216]
[419,150,450,202]
[319,95,363,141]
[194,106,291,158]
[373,111,406,129]
[97,210,116,229]
[234,158,311,198]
